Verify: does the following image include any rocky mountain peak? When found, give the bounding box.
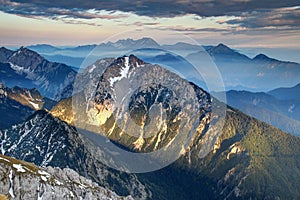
[71,54,212,156]
[0,46,76,100]
[15,46,41,57]
[8,47,45,71]
[101,55,146,87]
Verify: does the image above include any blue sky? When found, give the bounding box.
[0,0,299,61]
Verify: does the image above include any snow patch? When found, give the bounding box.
[12,164,26,173]
[0,157,10,162]
[288,104,295,113]
[38,170,51,181]
[109,56,130,87]
[40,176,48,181]
[70,191,75,198]
[29,101,40,109]
[54,179,63,186]
[9,170,15,198]
[88,64,96,73]
[38,170,51,177]
[9,62,31,75]
[1,134,7,154]
[37,183,44,200]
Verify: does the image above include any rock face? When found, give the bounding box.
[0,83,56,129]
[0,111,150,199]
[0,154,133,200]
[0,47,76,100]
[69,55,212,156]
[0,83,56,110]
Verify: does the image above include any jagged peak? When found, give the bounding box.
[7,46,44,61]
[129,54,145,65]
[17,46,39,54]
[114,37,160,47]
[112,54,145,67]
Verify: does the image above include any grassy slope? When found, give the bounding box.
[138,109,300,199]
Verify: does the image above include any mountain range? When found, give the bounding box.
[1,54,299,199]
[268,83,300,100]
[0,41,300,199]
[3,42,299,136]
[219,89,300,136]
[187,43,300,91]
[25,38,300,92]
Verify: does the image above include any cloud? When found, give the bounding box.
[1,0,299,18]
[133,22,160,26]
[159,25,228,33]
[0,0,299,35]
[223,7,300,29]
[0,0,129,20]
[118,21,160,27]
[59,18,102,26]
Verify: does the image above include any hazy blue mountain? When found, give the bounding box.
[207,43,252,62]
[162,42,203,51]
[187,44,300,91]
[27,44,61,54]
[268,83,300,100]
[214,89,300,136]
[64,44,97,51]
[0,47,76,100]
[61,37,160,53]
[128,48,207,89]
[16,39,300,92]
[42,54,84,71]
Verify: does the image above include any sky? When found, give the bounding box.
[0,0,299,61]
